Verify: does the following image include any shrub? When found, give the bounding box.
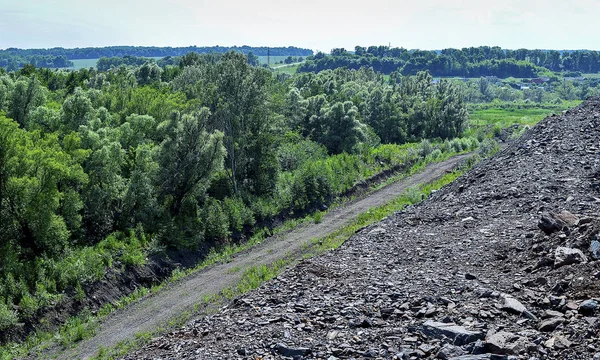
[313,211,324,224]
[223,197,255,233]
[418,139,433,157]
[0,300,18,331]
[404,186,423,204]
[203,198,230,241]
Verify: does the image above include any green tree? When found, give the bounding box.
[157,108,225,231]
[8,76,46,127]
[0,116,88,258]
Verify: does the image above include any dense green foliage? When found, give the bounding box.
[299,46,600,77]
[0,46,313,71]
[0,50,471,334]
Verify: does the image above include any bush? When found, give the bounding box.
[404,186,423,204]
[418,139,433,157]
[0,300,18,331]
[223,197,255,233]
[203,198,230,241]
[313,211,324,224]
[477,139,501,157]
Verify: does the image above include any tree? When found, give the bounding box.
[157,108,225,220]
[62,88,96,131]
[8,76,46,127]
[246,52,259,67]
[318,101,367,154]
[0,116,88,258]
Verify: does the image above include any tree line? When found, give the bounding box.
[0,46,314,71]
[298,46,600,77]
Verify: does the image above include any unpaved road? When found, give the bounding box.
[61,154,470,359]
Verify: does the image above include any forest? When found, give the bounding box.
[0,46,313,71]
[298,46,600,77]
[0,51,475,340]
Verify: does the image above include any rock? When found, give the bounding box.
[501,296,537,319]
[465,273,477,280]
[539,317,564,332]
[554,247,588,268]
[275,343,311,357]
[579,299,599,315]
[421,320,484,346]
[363,348,378,357]
[485,331,527,355]
[591,240,600,260]
[368,227,387,236]
[539,214,567,235]
[448,355,505,360]
[437,344,466,359]
[553,211,579,226]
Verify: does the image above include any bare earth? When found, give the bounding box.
[59,154,469,360]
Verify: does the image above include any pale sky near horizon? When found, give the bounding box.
[0,0,598,51]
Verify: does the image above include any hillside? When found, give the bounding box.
[123,98,600,359]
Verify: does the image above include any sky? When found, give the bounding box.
[1,0,599,52]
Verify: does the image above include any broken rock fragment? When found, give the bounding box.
[421,320,484,346]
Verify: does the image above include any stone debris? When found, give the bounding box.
[121,98,600,359]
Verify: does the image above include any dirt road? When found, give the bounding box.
[61,154,471,359]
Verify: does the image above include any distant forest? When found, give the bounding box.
[0,46,313,71]
[298,46,600,77]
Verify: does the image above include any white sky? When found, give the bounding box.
[0,0,598,51]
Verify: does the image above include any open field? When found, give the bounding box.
[68,57,163,70]
[468,101,580,128]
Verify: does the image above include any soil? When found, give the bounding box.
[119,98,600,359]
[48,152,470,359]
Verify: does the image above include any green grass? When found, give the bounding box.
[273,64,300,75]
[469,107,560,128]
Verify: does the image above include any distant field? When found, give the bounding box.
[70,58,98,70]
[273,64,301,75]
[258,55,303,65]
[68,57,162,70]
[468,101,580,128]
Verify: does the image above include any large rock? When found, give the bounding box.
[485,331,527,355]
[579,299,599,315]
[554,247,588,268]
[421,320,484,346]
[437,344,466,359]
[539,317,564,332]
[448,355,507,360]
[275,343,311,357]
[538,211,578,234]
[501,296,537,319]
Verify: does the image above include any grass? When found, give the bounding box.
[469,106,564,128]
[273,64,300,75]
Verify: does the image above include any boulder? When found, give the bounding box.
[421,320,484,346]
[554,247,588,268]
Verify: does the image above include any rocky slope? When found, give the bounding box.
[122,99,600,359]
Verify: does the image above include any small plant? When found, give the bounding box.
[313,210,324,224]
[0,301,18,331]
[404,186,423,204]
[74,283,86,302]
